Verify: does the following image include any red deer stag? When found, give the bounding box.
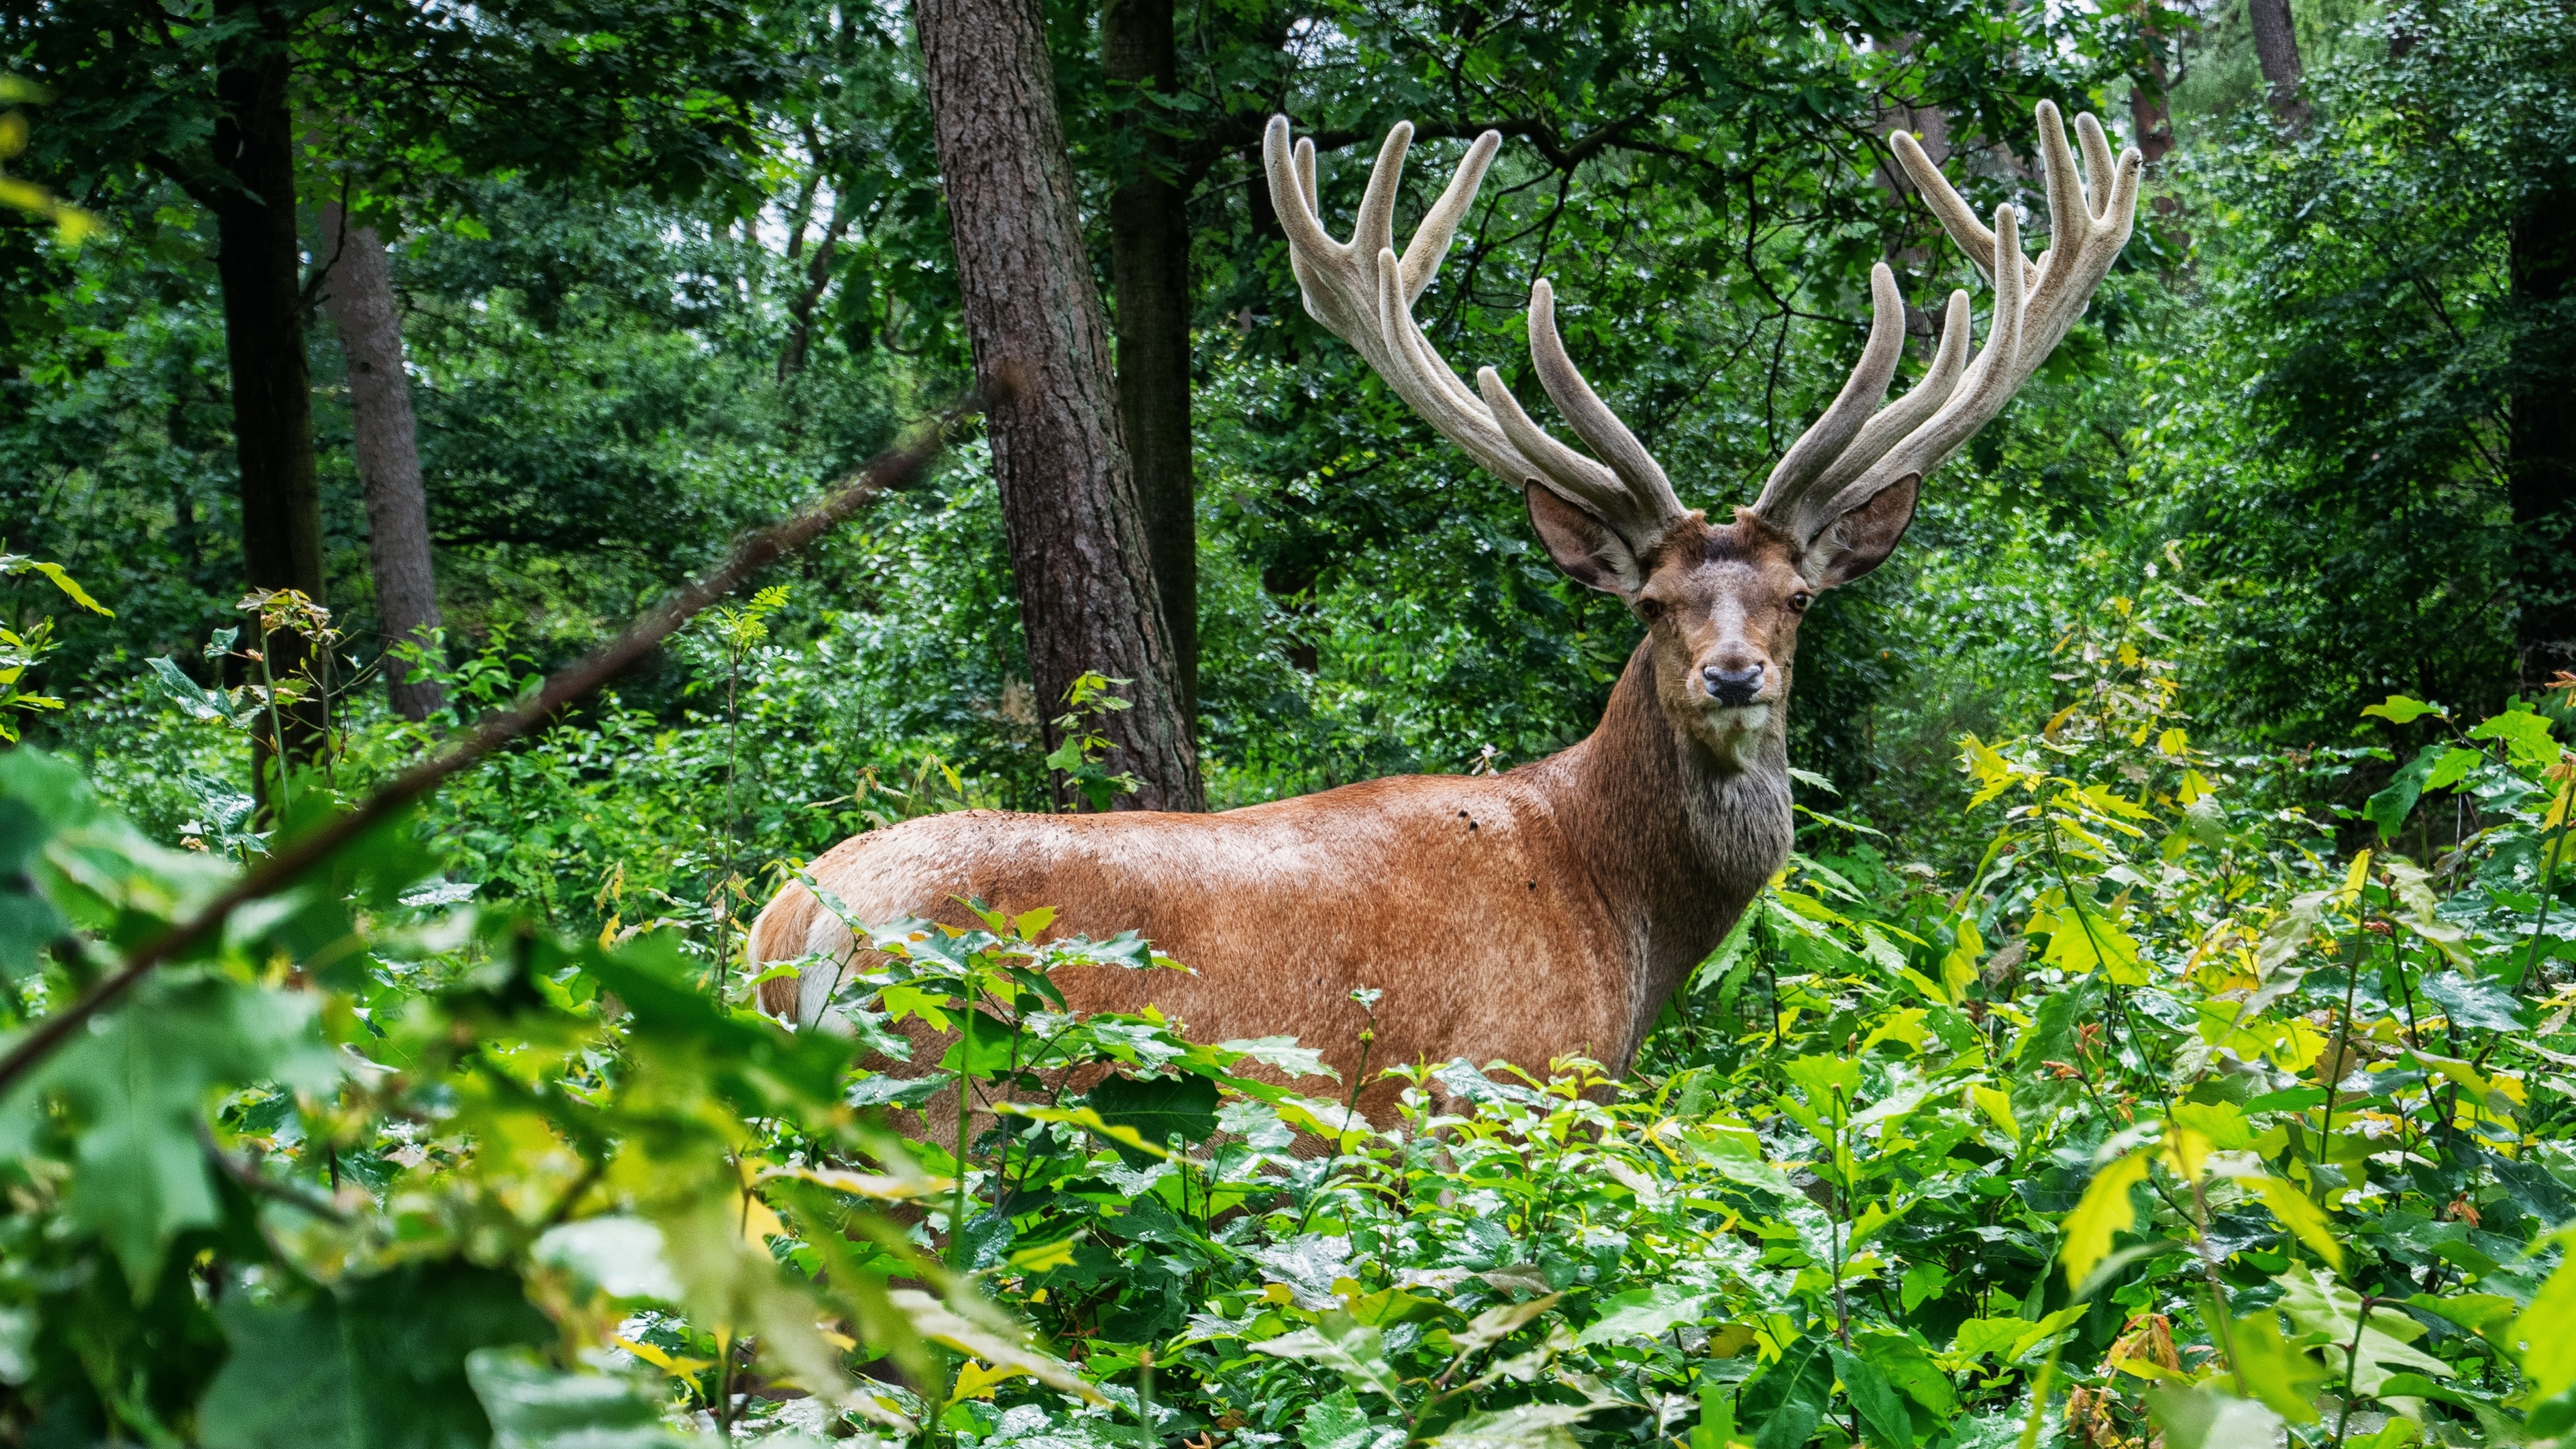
[755,102,2139,1117]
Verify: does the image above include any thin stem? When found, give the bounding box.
[258,628,292,819]
[2317,917,2371,1197]
[2520,805,2571,996]
[1828,1090,1851,1347]
[2186,1173,2240,1388]
[951,977,975,1273]
[2330,1295,2379,1449]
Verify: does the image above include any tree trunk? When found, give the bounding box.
[914,0,1203,811]
[2246,0,2312,133]
[2129,26,2175,168]
[1105,0,1197,729]
[210,0,327,767]
[317,203,446,722]
[778,183,853,381]
[2512,185,2576,691]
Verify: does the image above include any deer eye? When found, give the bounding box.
[1637,597,1666,623]
[1788,591,1813,612]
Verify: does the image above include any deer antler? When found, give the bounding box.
[1261,116,1689,548]
[1749,101,2141,555]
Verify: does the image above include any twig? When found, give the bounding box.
[0,393,988,1096]
[196,1119,350,1222]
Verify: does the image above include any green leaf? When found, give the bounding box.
[1427,1403,1599,1449]
[2226,1309,2324,1424]
[465,1349,691,1449]
[1779,1054,1860,1106]
[1252,1311,1404,1400]
[531,1217,682,1302]
[2242,1175,2344,1271]
[1576,1285,1705,1346]
[2468,706,2561,771]
[1853,1329,1955,1417]
[2061,1150,2151,1289]
[1300,1390,1383,1449]
[23,560,111,616]
[2041,909,2145,985]
[2364,744,2445,839]
[2418,971,2529,1032]
[1085,1071,1221,1157]
[1829,1344,1913,1449]
[2361,695,2442,725]
[10,975,337,1288]
[2145,1386,2286,1449]
[1218,1035,1338,1080]
[146,655,238,722]
[2516,1253,2576,1399]
[199,1264,550,1449]
[2273,1268,2453,1395]
[1453,1292,1564,1356]
[1741,1334,1834,1449]
[2424,747,2485,792]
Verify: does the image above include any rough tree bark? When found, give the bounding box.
[210,0,327,763]
[914,0,1203,810]
[1105,0,1197,728]
[2512,185,2576,690]
[317,203,446,722]
[2246,0,2312,133]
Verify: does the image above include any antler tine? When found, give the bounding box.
[1890,129,2010,288]
[1524,280,1684,521]
[1350,123,1413,264]
[2074,110,2119,220]
[1808,288,1972,500]
[1755,103,2138,553]
[1403,131,1501,305]
[1263,115,1688,547]
[1748,262,1908,524]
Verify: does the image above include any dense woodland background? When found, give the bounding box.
[7,0,2576,1446]
[5,0,2567,854]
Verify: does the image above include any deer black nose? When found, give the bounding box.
[1703,663,1765,706]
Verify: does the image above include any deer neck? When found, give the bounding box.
[1525,640,1794,1064]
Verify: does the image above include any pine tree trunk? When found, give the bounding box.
[1105,0,1197,729]
[914,0,1203,810]
[211,0,327,767]
[2511,186,2576,690]
[317,204,446,722]
[2246,0,2312,132]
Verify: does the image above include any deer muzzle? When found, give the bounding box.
[1701,661,1768,707]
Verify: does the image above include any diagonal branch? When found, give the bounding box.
[0,392,992,1097]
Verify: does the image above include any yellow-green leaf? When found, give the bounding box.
[2243,1175,2342,1271]
[2062,1151,2151,1290]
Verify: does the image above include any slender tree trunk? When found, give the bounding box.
[778,184,853,381]
[2129,26,2175,168]
[1105,0,1197,729]
[914,0,1203,810]
[316,203,446,722]
[2246,0,2312,133]
[210,0,327,766]
[2511,185,2576,691]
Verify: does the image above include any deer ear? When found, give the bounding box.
[1807,474,1919,588]
[1525,482,1643,596]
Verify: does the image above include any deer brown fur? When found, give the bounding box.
[753,103,2138,1123]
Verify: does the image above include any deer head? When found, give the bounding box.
[1262,105,2139,769]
